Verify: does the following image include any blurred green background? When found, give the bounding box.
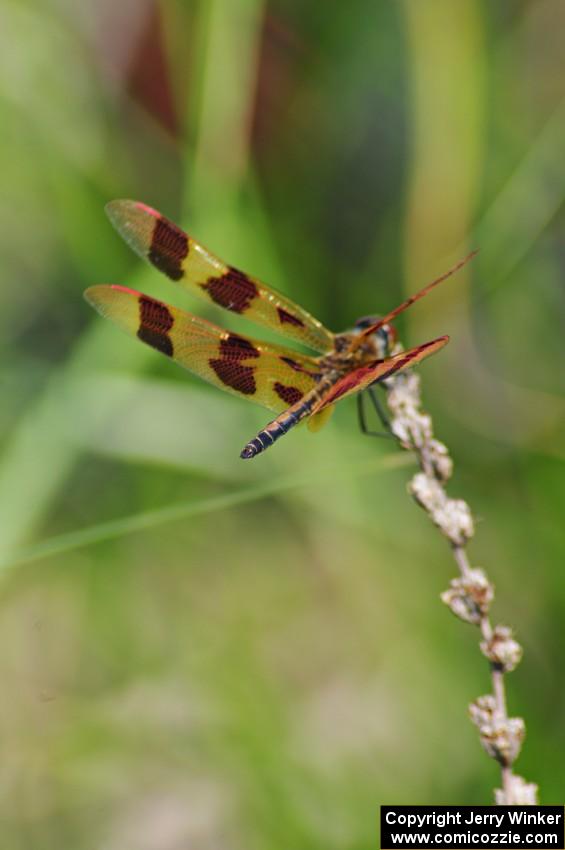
[1,0,564,846]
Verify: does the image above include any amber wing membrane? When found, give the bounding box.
[311,336,449,413]
[84,285,324,413]
[105,200,335,354]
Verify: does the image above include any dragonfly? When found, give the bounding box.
[85,201,474,459]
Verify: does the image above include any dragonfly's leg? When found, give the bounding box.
[357,391,369,434]
[357,387,395,440]
[368,385,392,431]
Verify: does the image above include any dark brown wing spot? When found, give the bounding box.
[148,216,189,281]
[280,355,322,381]
[209,359,256,395]
[277,307,305,328]
[220,334,260,359]
[137,296,174,357]
[274,382,303,406]
[202,267,258,314]
[280,355,302,371]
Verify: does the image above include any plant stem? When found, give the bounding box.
[383,368,538,804]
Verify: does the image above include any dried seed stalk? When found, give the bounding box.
[384,366,537,804]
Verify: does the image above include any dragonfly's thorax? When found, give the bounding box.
[323,319,396,372]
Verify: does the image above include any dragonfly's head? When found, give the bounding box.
[353,315,397,357]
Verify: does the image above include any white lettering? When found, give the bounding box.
[466,812,504,828]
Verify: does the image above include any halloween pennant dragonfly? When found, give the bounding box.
[85,201,474,459]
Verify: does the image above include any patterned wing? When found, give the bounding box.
[311,337,449,413]
[105,200,335,354]
[84,285,324,413]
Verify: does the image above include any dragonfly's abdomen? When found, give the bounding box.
[239,417,295,459]
[240,384,330,459]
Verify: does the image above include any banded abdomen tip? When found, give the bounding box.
[240,443,259,459]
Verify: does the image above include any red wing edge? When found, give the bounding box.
[311,336,449,413]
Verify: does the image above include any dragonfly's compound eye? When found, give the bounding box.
[375,323,396,356]
[354,314,379,331]
[353,316,396,355]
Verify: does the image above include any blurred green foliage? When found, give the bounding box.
[0,0,564,847]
